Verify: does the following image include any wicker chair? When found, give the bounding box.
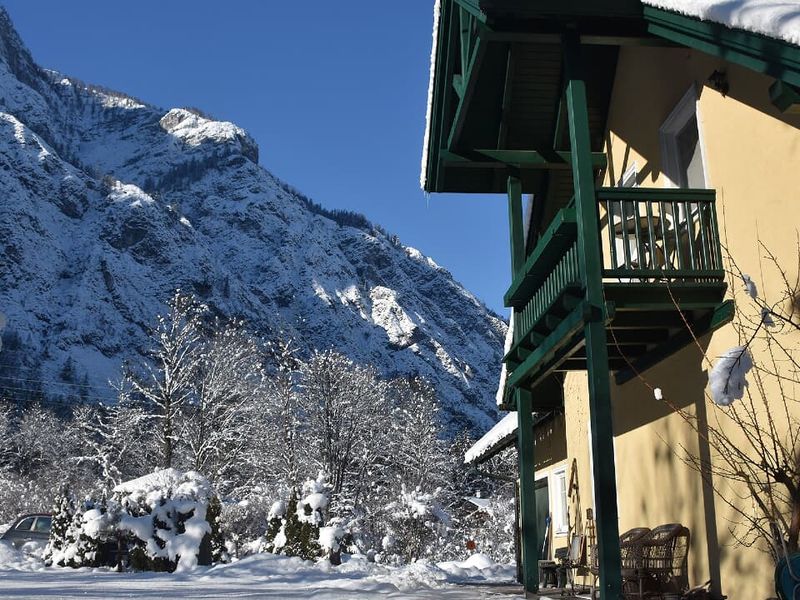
[639,524,691,596]
[590,525,691,599]
[590,528,651,600]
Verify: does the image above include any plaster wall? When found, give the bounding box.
[562,45,800,599]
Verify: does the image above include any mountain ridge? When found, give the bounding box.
[0,7,506,434]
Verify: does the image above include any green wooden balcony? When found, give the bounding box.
[501,187,732,409]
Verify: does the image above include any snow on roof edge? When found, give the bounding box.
[464,412,518,464]
[420,0,442,191]
[495,310,514,407]
[643,0,800,47]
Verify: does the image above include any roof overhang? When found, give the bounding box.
[464,410,554,465]
[421,0,800,195]
[421,0,646,195]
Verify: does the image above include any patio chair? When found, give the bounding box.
[639,523,691,596]
[589,528,650,600]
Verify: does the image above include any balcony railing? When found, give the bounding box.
[597,188,724,283]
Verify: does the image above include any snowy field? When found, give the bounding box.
[0,542,526,599]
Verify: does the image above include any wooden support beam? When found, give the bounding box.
[447,36,486,150]
[479,31,674,47]
[506,303,586,390]
[474,149,607,169]
[507,176,526,280]
[770,80,800,114]
[615,300,735,385]
[564,31,623,600]
[497,46,514,149]
[459,7,471,79]
[516,388,539,593]
[609,310,686,329]
[561,358,631,371]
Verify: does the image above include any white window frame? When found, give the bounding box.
[551,467,569,536]
[659,84,710,189]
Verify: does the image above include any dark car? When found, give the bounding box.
[0,513,51,550]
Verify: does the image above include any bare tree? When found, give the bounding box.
[623,239,800,563]
[298,351,385,503]
[183,319,265,493]
[125,291,205,468]
[255,338,303,488]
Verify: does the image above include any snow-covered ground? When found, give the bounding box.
[0,543,524,599]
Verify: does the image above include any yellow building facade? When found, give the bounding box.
[423,2,800,597]
[546,47,800,598]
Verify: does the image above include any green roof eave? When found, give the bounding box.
[643,6,800,88]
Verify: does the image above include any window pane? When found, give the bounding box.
[33,517,51,533]
[554,471,568,532]
[676,115,705,188]
[15,517,35,531]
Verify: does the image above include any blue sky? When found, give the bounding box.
[2,1,511,314]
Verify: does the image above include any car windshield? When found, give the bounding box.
[33,517,51,533]
[15,517,34,531]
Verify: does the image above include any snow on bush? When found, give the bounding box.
[383,486,449,564]
[115,469,218,572]
[47,469,221,572]
[45,494,113,568]
[708,346,753,406]
[262,474,332,562]
[298,473,329,526]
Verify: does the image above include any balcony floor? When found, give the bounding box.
[503,280,731,409]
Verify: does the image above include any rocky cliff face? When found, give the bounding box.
[0,9,505,434]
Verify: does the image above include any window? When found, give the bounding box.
[15,517,35,531]
[33,516,51,533]
[552,467,569,535]
[660,85,708,189]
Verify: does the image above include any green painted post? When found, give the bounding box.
[516,388,539,595]
[563,31,624,600]
[507,175,539,595]
[507,175,525,281]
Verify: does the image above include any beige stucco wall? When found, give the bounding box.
[561,45,800,599]
[532,413,571,558]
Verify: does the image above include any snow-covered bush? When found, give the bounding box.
[218,492,275,558]
[115,469,218,572]
[263,474,332,562]
[45,493,117,568]
[382,485,449,564]
[46,469,221,572]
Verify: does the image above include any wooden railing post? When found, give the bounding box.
[564,30,624,600]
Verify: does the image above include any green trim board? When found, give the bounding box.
[644,6,800,88]
[476,0,643,19]
[770,80,800,114]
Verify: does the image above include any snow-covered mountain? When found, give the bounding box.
[0,9,505,434]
